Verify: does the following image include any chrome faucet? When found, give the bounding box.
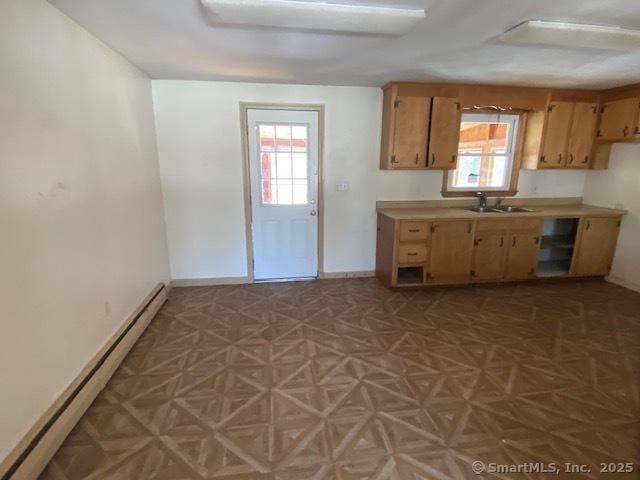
[476,191,488,209]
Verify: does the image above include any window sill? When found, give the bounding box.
[440,189,518,198]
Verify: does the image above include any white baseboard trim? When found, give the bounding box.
[0,283,168,480]
[318,271,375,279]
[171,276,251,287]
[606,275,640,293]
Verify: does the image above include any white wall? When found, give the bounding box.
[0,0,169,461]
[583,144,640,291]
[153,80,587,280]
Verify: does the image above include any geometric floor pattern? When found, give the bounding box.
[40,278,640,479]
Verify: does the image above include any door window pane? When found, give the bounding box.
[259,123,309,205]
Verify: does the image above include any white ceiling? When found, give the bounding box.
[48,0,640,88]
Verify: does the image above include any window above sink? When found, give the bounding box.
[443,112,522,197]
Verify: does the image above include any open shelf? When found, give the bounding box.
[536,218,579,278]
[540,234,576,250]
[537,259,572,277]
[397,266,424,285]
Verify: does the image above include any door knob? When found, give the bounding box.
[310,210,317,216]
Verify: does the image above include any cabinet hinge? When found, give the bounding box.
[393,100,401,109]
[534,236,540,245]
[473,239,481,247]
[529,268,536,275]
[600,106,606,113]
[390,155,398,164]
[596,129,602,137]
[591,106,598,114]
[547,105,554,112]
[540,155,546,163]
[470,270,476,277]
[430,224,438,233]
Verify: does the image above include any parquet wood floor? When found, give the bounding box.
[40,279,640,479]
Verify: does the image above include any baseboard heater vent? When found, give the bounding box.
[1,283,168,480]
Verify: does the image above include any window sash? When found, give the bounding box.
[447,113,520,192]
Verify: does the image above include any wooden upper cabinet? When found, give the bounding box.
[380,86,430,169]
[540,101,573,168]
[597,97,640,141]
[428,220,473,283]
[572,217,621,276]
[427,97,462,170]
[566,102,598,168]
[392,96,430,168]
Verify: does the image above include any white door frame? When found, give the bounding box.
[240,103,325,282]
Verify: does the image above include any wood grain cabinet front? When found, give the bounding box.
[572,217,621,276]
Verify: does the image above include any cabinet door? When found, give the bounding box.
[427,97,461,170]
[540,102,573,168]
[428,220,473,283]
[566,102,598,168]
[391,96,430,168]
[572,217,620,276]
[597,98,639,141]
[505,234,540,279]
[471,233,507,280]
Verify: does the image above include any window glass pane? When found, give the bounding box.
[259,123,310,205]
[292,179,308,205]
[259,125,276,152]
[276,152,292,179]
[275,179,293,205]
[292,153,307,179]
[449,114,518,191]
[276,125,292,152]
[291,126,308,152]
[459,121,510,154]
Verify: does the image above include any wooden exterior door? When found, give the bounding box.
[471,233,507,280]
[540,101,573,168]
[391,96,430,168]
[566,102,598,168]
[428,220,473,283]
[598,98,639,141]
[505,234,540,279]
[427,97,461,169]
[572,217,621,276]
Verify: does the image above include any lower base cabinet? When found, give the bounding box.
[376,214,622,287]
[572,217,621,276]
[429,220,474,283]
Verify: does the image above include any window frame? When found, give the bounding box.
[442,111,525,197]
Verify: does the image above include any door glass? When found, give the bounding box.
[259,124,308,205]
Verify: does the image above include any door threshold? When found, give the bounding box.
[254,277,317,284]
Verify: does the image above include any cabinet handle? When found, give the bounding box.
[407,252,418,256]
[623,126,630,137]
[500,237,504,247]
[468,223,472,233]
[557,154,563,164]
[415,153,419,164]
[568,154,574,164]
[450,155,456,163]
[512,237,517,247]
[408,229,420,233]
[534,236,540,245]
[586,220,591,230]
[431,153,436,166]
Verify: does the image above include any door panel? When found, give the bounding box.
[506,234,540,279]
[540,101,573,168]
[428,220,473,283]
[567,102,598,168]
[572,217,620,276]
[247,109,319,280]
[392,96,430,168]
[427,97,461,169]
[471,233,507,280]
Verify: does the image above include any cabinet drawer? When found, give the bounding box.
[397,244,428,263]
[399,221,430,241]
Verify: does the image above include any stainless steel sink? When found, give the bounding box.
[494,206,535,213]
[466,207,502,213]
